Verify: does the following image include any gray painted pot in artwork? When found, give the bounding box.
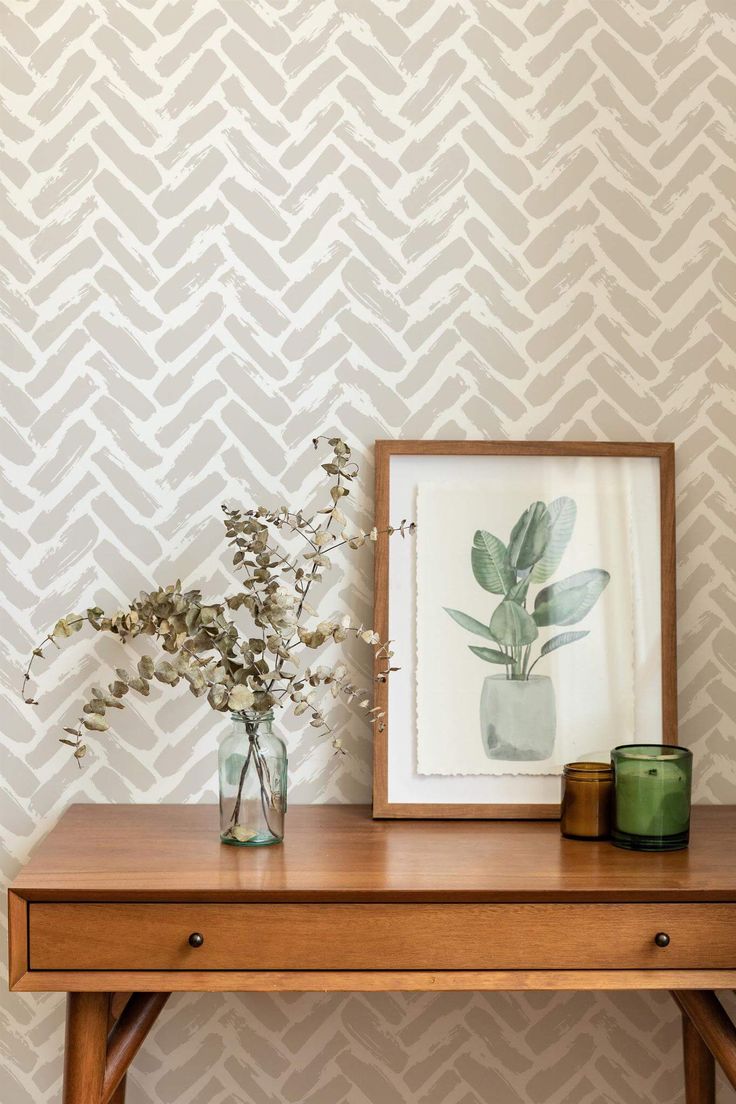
[480,675,556,761]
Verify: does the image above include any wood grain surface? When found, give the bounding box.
[13,970,736,994]
[674,991,736,1092]
[9,804,735,903]
[101,993,170,1104]
[681,1011,716,1104]
[61,993,108,1104]
[11,805,736,995]
[28,901,736,972]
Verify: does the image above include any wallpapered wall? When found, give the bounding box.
[2,0,735,1101]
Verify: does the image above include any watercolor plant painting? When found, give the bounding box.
[445,498,610,761]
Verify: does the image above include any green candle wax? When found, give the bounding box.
[611,745,693,851]
[613,766,689,836]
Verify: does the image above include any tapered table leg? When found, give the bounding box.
[62,992,110,1104]
[682,1012,716,1104]
[109,1078,126,1104]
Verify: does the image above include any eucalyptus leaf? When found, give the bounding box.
[82,715,108,732]
[471,530,514,594]
[128,677,150,695]
[533,569,610,627]
[228,684,255,711]
[531,497,577,583]
[490,600,539,646]
[468,645,510,665]
[154,660,178,685]
[183,668,206,693]
[137,655,154,679]
[444,607,495,640]
[208,683,229,711]
[507,502,551,570]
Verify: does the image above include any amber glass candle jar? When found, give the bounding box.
[560,762,613,840]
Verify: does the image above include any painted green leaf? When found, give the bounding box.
[471,530,514,594]
[531,497,577,583]
[490,600,539,646]
[444,607,495,640]
[506,576,531,605]
[539,630,589,657]
[507,502,551,570]
[533,569,610,627]
[469,645,510,665]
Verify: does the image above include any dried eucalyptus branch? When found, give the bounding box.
[23,437,414,765]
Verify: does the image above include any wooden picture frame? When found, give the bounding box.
[372,440,677,820]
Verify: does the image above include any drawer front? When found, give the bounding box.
[28,902,736,971]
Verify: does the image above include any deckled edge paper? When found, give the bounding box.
[416,474,637,778]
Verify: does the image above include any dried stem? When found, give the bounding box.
[23,437,414,763]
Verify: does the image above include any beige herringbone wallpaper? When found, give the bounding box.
[2,0,735,1101]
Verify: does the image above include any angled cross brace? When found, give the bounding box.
[107,995,132,1104]
[62,992,170,1104]
[673,990,736,1099]
[102,993,170,1104]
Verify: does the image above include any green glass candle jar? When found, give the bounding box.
[611,745,692,851]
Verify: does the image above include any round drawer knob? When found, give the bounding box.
[654,932,670,948]
[188,932,204,948]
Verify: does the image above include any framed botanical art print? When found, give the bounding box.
[372,441,677,819]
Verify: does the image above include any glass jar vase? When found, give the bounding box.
[219,710,287,846]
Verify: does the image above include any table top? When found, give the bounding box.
[11,804,736,903]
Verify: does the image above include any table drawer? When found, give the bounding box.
[28,902,736,971]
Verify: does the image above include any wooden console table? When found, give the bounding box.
[9,804,736,1103]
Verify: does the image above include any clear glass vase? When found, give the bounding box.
[219,710,287,846]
